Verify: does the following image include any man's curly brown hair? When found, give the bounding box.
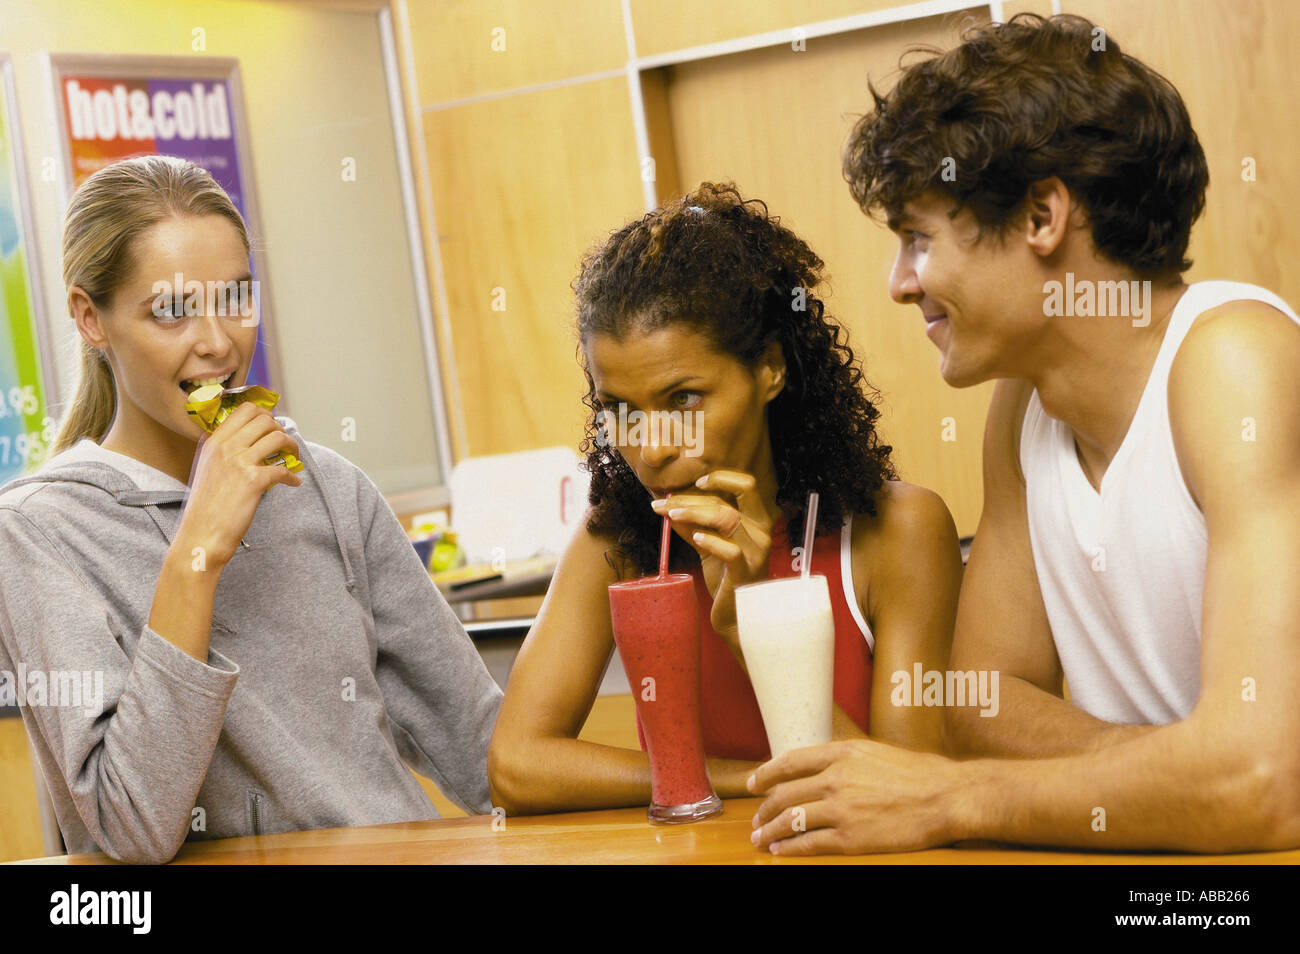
[844,12,1208,277]
[574,182,897,578]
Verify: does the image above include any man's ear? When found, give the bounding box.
[1022,176,1075,260]
[69,286,109,354]
[758,340,786,403]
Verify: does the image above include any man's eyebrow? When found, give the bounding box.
[888,210,920,231]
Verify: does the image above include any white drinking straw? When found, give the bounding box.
[801,491,819,580]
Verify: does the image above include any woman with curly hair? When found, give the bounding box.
[488,182,962,815]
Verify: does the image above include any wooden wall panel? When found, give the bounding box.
[660,12,994,535]
[640,70,684,206]
[405,0,628,105]
[423,77,647,457]
[1062,0,1299,309]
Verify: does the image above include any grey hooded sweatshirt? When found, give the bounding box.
[0,418,503,863]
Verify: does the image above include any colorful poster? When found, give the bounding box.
[0,62,53,484]
[58,70,272,390]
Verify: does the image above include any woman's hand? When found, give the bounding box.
[178,402,304,568]
[650,469,774,664]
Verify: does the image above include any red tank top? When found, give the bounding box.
[634,515,874,761]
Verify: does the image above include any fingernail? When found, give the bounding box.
[668,508,686,519]
[769,842,780,855]
[751,813,759,828]
[750,830,760,845]
[693,532,705,543]
[695,476,708,487]
[746,773,756,792]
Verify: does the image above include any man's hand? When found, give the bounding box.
[747,739,963,855]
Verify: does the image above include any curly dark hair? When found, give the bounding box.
[843,12,1208,277]
[574,182,897,578]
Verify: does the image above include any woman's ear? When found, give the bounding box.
[758,340,786,403]
[69,286,109,353]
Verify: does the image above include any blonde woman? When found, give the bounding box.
[0,155,501,863]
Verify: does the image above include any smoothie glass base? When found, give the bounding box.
[648,791,724,825]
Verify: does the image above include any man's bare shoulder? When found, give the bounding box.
[1175,298,1300,360]
[1168,299,1300,511]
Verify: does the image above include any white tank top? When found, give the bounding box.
[1020,281,1300,724]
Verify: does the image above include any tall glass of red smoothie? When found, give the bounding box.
[608,572,723,824]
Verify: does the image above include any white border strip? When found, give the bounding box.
[632,0,987,70]
[380,6,456,480]
[621,0,657,212]
[394,0,469,461]
[422,67,627,113]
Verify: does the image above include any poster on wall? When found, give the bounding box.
[0,54,56,486]
[49,54,280,400]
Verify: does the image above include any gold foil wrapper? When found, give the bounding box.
[185,384,305,473]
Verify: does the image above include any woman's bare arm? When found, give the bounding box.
[861,482,964,753]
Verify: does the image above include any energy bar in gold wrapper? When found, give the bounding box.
[185,384,305,473]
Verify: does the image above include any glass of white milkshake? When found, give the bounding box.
[734,574,836,758]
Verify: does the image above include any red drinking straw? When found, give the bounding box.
[658,493,672,579]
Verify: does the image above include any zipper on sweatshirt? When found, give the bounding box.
[247,790,265,836]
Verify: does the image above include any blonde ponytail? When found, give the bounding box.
[51,343,116,454]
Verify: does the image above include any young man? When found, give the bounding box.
[749,13,1300,855]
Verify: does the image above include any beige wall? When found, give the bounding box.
[3,0,441,493]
